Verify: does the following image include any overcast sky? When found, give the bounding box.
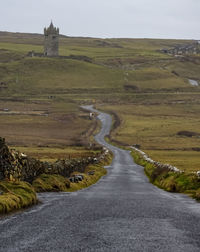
[1,0,200,39]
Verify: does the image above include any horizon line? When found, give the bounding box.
[0,30,199,41]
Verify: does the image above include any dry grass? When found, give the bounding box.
[0,99,95,147]
[145,150,200,173]
[0,113,92,146]
[13,146,101,162]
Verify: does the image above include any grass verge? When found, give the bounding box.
[131,150,200,201]
[0,181,37,215]
[0,152,112,215]
[68,162,108,192]
[32,174,70,192]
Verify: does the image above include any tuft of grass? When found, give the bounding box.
[32,174,70,193]
[0,181,37,215]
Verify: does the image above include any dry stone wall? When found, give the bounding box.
[131,146,182,173]
[131,146,200,178]
[0,137,107,183]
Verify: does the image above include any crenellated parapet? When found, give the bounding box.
[44,22,59,36]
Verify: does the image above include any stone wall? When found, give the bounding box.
[131,146,200,178]
[0,137,107,183]
[130,146,182,173]
[27,51,92,63]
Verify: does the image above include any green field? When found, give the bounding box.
[0,31,200,172]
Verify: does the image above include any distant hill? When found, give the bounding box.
[0,30,192,47]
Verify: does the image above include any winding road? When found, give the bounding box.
[1,106,200,251]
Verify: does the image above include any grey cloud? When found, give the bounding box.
[0,0,199,39]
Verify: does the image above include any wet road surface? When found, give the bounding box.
[1,106,200,251]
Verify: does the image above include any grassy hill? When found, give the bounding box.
[0,31,200,172]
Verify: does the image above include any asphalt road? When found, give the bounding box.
[1,106,200,251]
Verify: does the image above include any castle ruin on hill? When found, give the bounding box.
[27,22,92,63]
[44,21,59,57]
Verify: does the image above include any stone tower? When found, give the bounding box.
[44,21,59,57]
